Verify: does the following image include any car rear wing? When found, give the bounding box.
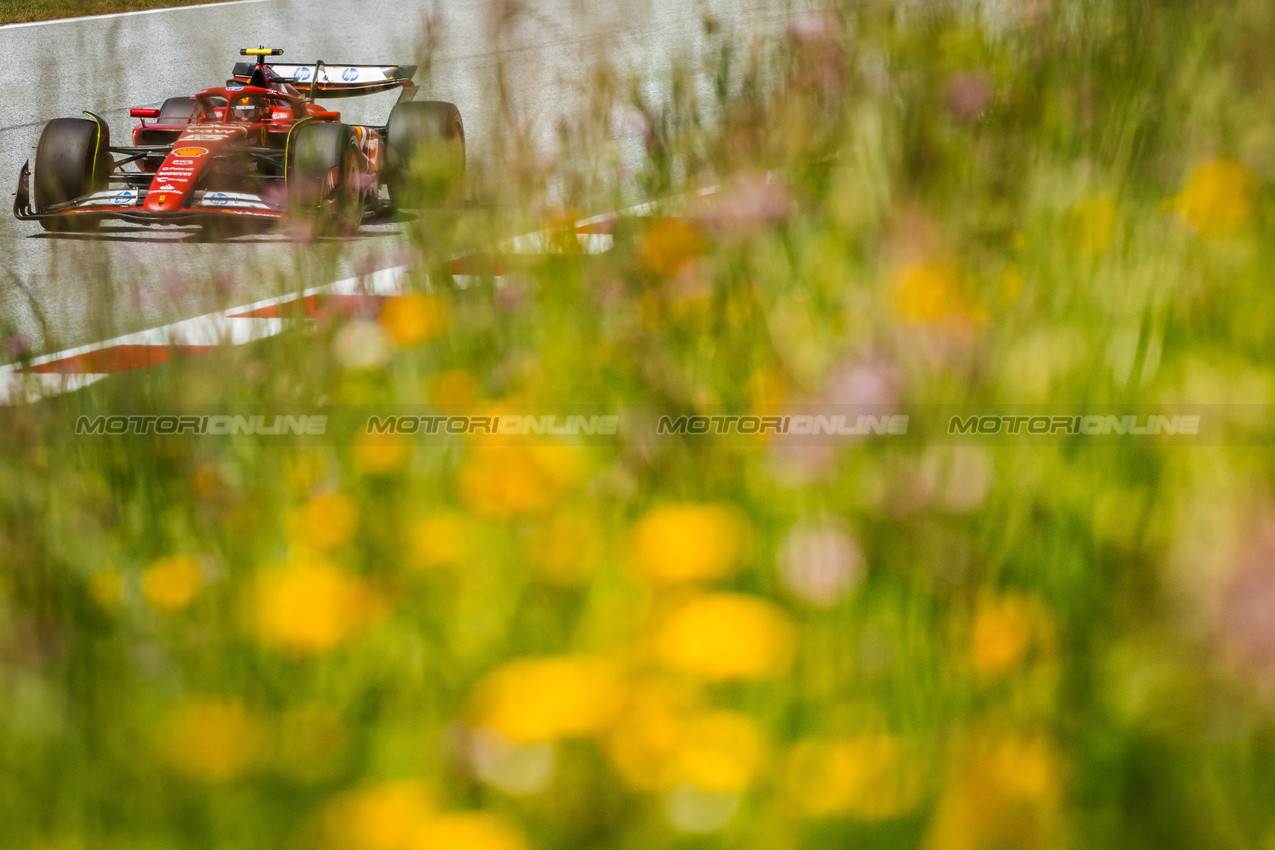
[231,62,418,99]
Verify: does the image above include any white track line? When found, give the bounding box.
[0,266,407,405]
[500,232,614,255]
[0,373,110,405]
[0,0,274,29]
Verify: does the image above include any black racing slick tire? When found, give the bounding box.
[33,116,111,231]
[384,101,465,209]
[289,121,360,235]
[158,96,200,124]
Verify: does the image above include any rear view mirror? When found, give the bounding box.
[130,108,161,119]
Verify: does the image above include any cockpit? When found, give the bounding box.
[220,91,298,124]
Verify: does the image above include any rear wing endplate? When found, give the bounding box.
[232,62,417,98]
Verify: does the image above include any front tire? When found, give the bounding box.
[384,101,465,209]
[33,116,111,231]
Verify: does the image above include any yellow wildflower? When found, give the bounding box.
[469,655,622,743]
[322,781,434,850]
[606,680,698,790]
[142,556,201,612]
[605,682,764,794]
[381,293,443,347]
[289,493,359,550]
[987,735,1064,803]
[970,593,1053,679]
[630,504,751,585]
[1068,194,1117,255]
[892,262,964,323]
[413,813,526,850]
[1170,159,1258,237]
[459,445,581,519]
[749,368,788,408]
[639,218,705,278]
[410,512,477,570]
[88,567,124,611]
[351,432,412,476]
[671,711,765,793]
[783,735,927,819]
[657,594,795,681]
[253,562,380,654]
[923,730,1064,850]
[160,697,263,781]
[431,370,480,408]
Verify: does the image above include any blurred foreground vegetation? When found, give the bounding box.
[7,1,1275,848]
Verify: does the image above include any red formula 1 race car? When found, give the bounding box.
[14,47,465,235]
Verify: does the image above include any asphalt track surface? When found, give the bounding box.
[0,0,812,357]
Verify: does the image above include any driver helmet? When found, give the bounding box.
[231,100,266,123]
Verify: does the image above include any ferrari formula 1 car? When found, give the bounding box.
[13,47,464,234]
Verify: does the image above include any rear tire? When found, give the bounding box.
[33,117,111,232]
[289,121,361,236]
[384,101,464,209]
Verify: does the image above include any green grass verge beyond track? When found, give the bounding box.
[0,0,242,26]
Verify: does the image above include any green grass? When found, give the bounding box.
[6,1,1275,848]
[0,0,239,26]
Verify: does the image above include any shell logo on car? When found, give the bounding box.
[172,147,208,157]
